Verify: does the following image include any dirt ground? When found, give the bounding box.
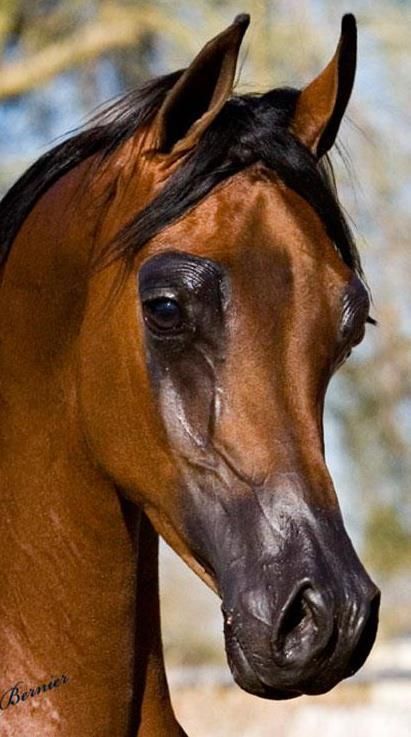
[171,680,411,737]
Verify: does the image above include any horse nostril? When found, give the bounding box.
[272,582,333,668]
[281,588,310,638]
[345,589,380,678]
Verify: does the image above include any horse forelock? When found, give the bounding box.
[0,70,362,283]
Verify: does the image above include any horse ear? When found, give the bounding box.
[291,14,357,158]
[155,14,249,155]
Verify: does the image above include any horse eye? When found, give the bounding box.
[143,297,184,334]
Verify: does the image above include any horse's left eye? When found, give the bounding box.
[143,297,184,334]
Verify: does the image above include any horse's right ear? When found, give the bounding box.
[291,14,357,158]
[154,14,249,156]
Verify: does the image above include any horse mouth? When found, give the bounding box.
[223,618,302,700]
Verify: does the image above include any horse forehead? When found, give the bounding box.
[153,169,348,285]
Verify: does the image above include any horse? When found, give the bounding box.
[0,12,380,737]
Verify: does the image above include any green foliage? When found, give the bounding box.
[364,504,411,575]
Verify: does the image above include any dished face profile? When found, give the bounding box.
[0,11,379,736]
[134,170,379,699]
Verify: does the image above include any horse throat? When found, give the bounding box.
[133,514,187,737]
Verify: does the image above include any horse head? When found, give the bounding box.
[36,14,378,702]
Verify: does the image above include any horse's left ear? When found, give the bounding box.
[291,14,357,158]
[155,14,250,156]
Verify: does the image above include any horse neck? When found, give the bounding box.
[134,514,188,737]
[0,148,184,735]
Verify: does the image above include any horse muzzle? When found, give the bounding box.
[222,576,380,699]
[213,505,380,700]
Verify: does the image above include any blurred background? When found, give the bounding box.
[0,0,409,734]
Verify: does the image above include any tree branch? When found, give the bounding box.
[0,6,194,99]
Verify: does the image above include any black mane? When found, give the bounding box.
[0,70,361,276]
